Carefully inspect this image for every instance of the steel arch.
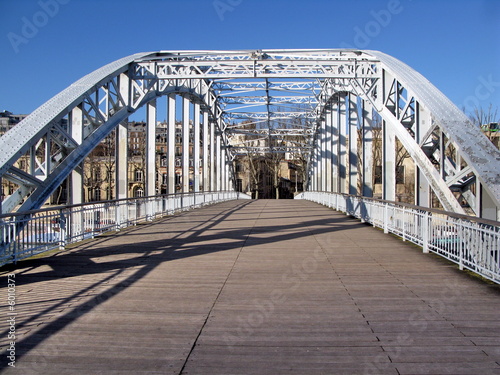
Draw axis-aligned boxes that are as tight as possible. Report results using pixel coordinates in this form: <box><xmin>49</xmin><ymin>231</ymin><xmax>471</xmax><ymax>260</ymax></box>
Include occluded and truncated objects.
<box><xmin>0</xmin><ymin>49</ymin><xmax>498</xmax><ymax>219</ymax></box>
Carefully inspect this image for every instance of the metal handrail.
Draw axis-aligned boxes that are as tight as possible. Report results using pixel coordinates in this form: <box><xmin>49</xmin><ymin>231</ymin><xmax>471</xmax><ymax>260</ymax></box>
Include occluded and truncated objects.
<box><xmin>0</xmin><ymin>191</ymin><xmax>251</xmax><ymax>267</ymax></box>
<box><xmin>297</xmin><ymin>191</ymin><xmax>500</xmax><ymax>284</ymax></box>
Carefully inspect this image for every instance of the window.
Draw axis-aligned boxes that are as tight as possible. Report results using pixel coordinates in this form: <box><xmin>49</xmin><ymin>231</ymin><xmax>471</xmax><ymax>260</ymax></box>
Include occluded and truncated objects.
<box><xmin>94</xmin><ymin>188</ymin><xmax>101</xmax><ymax>201</ymax></box>
<box><xmin>135</xmin><ymin>169</ymin><xmax>143</xmax><ymax>182</ymax></box>
<box><xmin>88</xmin><ymin>188</ymin><xmax>101</xmax><ymax>202</ymax></box>
<box><xmin>134</xmin><ymin>188</ymin><xmax>144</xmax><ymax>198</ymax></box>
<box><xmin>93</xmin><ymin>168</ymin><xmax>101</xmax><ymax>181</ymax></box>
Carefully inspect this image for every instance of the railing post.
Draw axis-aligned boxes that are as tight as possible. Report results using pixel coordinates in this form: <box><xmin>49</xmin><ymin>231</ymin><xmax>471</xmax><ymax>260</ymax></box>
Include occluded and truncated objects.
<box><xmin>90</xmin><ymin>204</ymin><xmax>96</xmax><ymax>238</ymax></box>
<box><xmin>125</xmin><ymin>200</ymin><xmax>130</xmax><ymax>227</ymax></box>
<box><xmin>459</xmin><ymin>224</ymin><xmax>464</xmax><ymax>271</ymax></box>
<box><xmin>422</xmin><ymin>211</ymin><xmax>430</xmax><ymax>254</ymax></box>
<box><xmin>147</xmin><ymin>198</ymin><xmax>153</xmax><ymax>222</ymax></box>
<box><xmin>59</xmin><ymin>211</ymin><xmax>66</xmax><ymax>250</ymax></box>
<box><xmin>115</xmin><ymin>201</ymin><xmax>121</xmax><ymax>231</ymax></box>
<box><xmin>402</xmin><ymin>207</ymin><xmax>406</xmax><ymax>242</ymax></box>
<box><xmin>384</xmin><ymin>204</ymin><xmax>389</xmax><ymax>234</ymax></box>
<box><xmin>12</xmin><ymin>222</ymin><xmax>18</xmax><ymax>264</ymax></box>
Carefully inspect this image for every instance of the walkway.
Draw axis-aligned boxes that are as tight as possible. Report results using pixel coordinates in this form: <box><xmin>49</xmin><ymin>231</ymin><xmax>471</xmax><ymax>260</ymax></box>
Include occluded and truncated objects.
<box><xmin>0</xmin><ymin>200</ymin><xmax>499</xmax><ymax>374</ymax></box>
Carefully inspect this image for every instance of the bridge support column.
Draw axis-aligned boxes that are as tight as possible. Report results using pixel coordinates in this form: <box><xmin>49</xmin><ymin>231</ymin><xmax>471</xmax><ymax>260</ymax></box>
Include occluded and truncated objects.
<box><xmin>321</xmin><ymin>117</ymin><xmax>327</xmax><ymax>192</ymax></box>
<box><xmin>224</xmin><ymin>136</ymin><xmax>231</xmax><ymax>191</ymax></box>
<box><xmin>216</xmin><ymin>131</ymin><xmax>221</xmax><ymax>191</ymax></box>
<box><xmin>361</xmin><ymin>101</ymin><xmax>374</xmax><ymax>197</ymax></box>
<box><xmin>325</xmin><ymin>104</ymin><xmax>333</xmax><ymax>193</ymax></box>
<box><xmin>116</xmin><ymin>120</ymin><xmax>128</xmax><ymax>200</ymax></box>
<box><xmin>182</xmin><ymin>96</ymin><xmax>190</xmax><ymax>193</ymax></box>
<box><xmin>348</xmin><ymin>94</ymin><xmax>359</xmax><ymax>195</ymax></box>
<box><xmin>382</xmin><ymin>120</ymin><xmax>396</xmax><ymax>201</ymax></box>
<box><xmin>210</xmin><ymin>117</ymin><xmax>215</xmax><ymax>192</ymax></box>
<box><xmin>146</xmin><ymin>100</ymin><xmax>156</xmax><ymax>219</ymax></box>
<box><xmin>221</xmin><ymin>142</ymin><xmax>227</xmax><ymax>191</ymax></box>
<box><xmin>114</xmin><ymin>73</ymin><xmax>131</xmax><ymax>228</ymax></box>
<box><xmin>226</xmin><ymin>147</ymin><xmax>231</xmax><ymax>190</ymax></box>
<box><xmin>193</xmin><ymin>102</ymin><xmax>201</xmax><ymax>193</ymax></box>
<box><xmin>69</xmin><ymin>105</ymin><xmax>83</xmax><ymax>205</ymax></box>
<box><xmin>146</xmin><ymin>99</ymin><xmax>157</xmax><ymax>198</ymax></box>
<box><xmin>312</xmin><ymin>144</ymin><xmax>318</xmax><ymax>191</ymax></box>
<box><xmin>317</xmin><ymin>119</ymin><xmax>324</xmax><ymax>191</ymax></box>
<box><xmin>416</xmin><ymin>168</ymin><xmax>431</xmax><ymax>207</ymax></box>
<box><xmin>202</xmin><ymin>109</ymin><xmax>209</xmax><ymax>192</ymax></box>
<box><xmin>338</xmin><ymin>94</ymin><xmax>347</xmax><ymax>194</ymax></box>
<box><xmin>167</xmin><ymin>94</ymin><xmax>176</xmax><ymax>195</ymax></box>
<box><xmin>331</xmin><ymin>100</ymin><xmax>340</xmax><ymax>193</ymax></box>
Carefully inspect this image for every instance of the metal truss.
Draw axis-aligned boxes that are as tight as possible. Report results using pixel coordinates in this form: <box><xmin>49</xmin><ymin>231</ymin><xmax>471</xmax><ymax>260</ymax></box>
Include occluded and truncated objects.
<box><xmin>220</xmin><ymin>96</ymin><xmax>317</xmax><ymax>106</ymax></box>
<box><xmin>0</xmin><ymin>49</ymin><xmax>498</xmax><ymax>220</ymax></box>
<box><xmin>229</xmin><ymin>146</ymin><xmax>312</xmax><ymax>155</ymax></box>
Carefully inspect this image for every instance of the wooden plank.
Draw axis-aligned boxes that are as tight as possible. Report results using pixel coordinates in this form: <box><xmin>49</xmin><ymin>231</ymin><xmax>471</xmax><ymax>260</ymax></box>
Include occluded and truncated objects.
<box><xmin>0</xmin><ymin>199</ymin><xmax>499</xmax><ymax>374</ymax></box>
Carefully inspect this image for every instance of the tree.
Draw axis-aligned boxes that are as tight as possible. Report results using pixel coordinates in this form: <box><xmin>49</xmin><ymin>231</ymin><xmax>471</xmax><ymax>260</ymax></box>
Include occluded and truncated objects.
<box><xmin>469</xmin><ymin>103</ymin><xmax>499</xmax><ymax>128</ymax></box>
<box><xmin>263</xmin><ymin>146</ymin><xmax>285</xmax><ymax>199</ymax></box>
<box><xmin>243</xmin><ymin>146</ymin><xmax>261</xmax><ymax>199</ymax></box>
<box><xmin>82</xmin><ymin>130</ymin><xmax>116</xmax><ymax>202</ymax></box>
<box><xmin>468</xmin><ymin>104</ymin><xmax>499</xmax><ymax>147</ymax></box>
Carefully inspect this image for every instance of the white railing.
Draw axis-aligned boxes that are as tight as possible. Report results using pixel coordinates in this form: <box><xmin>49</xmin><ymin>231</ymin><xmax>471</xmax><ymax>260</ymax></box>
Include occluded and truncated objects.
<box><xmin>297</xmin><ymin>191</ymin><xmax>500</xmax><ymax>284</ymax></box>
<box><xmin>0</xmin><ymin>191</ymin><xmax>251</xmax><ymax>266</ymax></box>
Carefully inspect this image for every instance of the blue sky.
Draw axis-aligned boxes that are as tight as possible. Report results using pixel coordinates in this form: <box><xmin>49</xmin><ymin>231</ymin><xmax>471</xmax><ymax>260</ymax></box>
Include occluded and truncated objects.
<box><xmin>0</xmin><ymin>0</ymin><xmax>499</xmax><ymax>117</ymax></box>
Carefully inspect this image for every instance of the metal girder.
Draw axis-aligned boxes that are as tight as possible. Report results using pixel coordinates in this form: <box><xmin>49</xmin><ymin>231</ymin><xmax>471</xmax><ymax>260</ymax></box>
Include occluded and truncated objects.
<box><xmin>226</xmin><ymin>112</ymin><xmax>316</xmax><ymax>120</ymax></box>
<box><xmin>230</xmin><ymin>146</ymin><xmax>312</xmax><ymax>155</ymax></box>
<box><xmin>133</xmin><ymin>54</ymin><xmax>380</xmax><ymax>80</ymax></box>
<box><xmin>220</xmin><ymin>96</ymin><xmax>317</xmax><ymax>106</ymax></box>
<box><xmin>228</xmin><ymin>128</ymin><xmax>314</xmax><ymax>136</ymax></box>
<box><xmin>213</xmin><ymin>81</ymin><xmax>321</xmax><ymax>92</ymax></box>
<box><xmin>1</xmin><ymin>49</ymin><xmax>498</xmax><ymax>219</ymax></box>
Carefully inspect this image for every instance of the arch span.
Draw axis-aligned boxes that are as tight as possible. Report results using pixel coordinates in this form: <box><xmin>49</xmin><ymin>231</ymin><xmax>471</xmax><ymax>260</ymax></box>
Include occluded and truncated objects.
<box><xmin>0</xmin><ymin>50</ymin><xmax>498</xmax><ymax>219</ymax></box>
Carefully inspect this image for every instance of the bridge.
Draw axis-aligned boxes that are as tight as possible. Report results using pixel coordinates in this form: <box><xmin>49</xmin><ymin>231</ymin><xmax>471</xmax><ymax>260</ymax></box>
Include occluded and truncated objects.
<box><xmin>0</xmin><ymin>49</ymin><xmax>499</xmax><ymax>218</ymax></box>
<box><xmin>0</xmin><ymin>49</ymin><xmax>499</xmax><ymax>372</ymax></box>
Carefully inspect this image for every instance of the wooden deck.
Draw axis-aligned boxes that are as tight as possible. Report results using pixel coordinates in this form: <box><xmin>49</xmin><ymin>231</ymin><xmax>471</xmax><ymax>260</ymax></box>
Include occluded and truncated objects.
<box><xmin>1</xmin><ymin>199</ymin><xmax>499</xmax><ymax>374</ymax></box>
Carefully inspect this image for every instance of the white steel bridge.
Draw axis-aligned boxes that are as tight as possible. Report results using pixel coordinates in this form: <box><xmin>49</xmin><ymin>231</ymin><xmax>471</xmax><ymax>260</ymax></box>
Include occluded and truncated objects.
<box><xmin>0</xmin><ymin>49</ymin><xmax>499</xmax><ymax>218</ymax></box>
<box><xmin>0</xmin><ymin>49</ymin><xmax>499</xmax><ymax>279</ymax></box>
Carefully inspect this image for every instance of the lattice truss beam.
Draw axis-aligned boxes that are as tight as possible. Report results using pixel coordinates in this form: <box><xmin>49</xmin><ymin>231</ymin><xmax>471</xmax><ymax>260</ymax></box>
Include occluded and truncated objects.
<box><xmin>0</xmin><ymin>50</ymin><xmax>498</xmax><ymax>219</ymax></box>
